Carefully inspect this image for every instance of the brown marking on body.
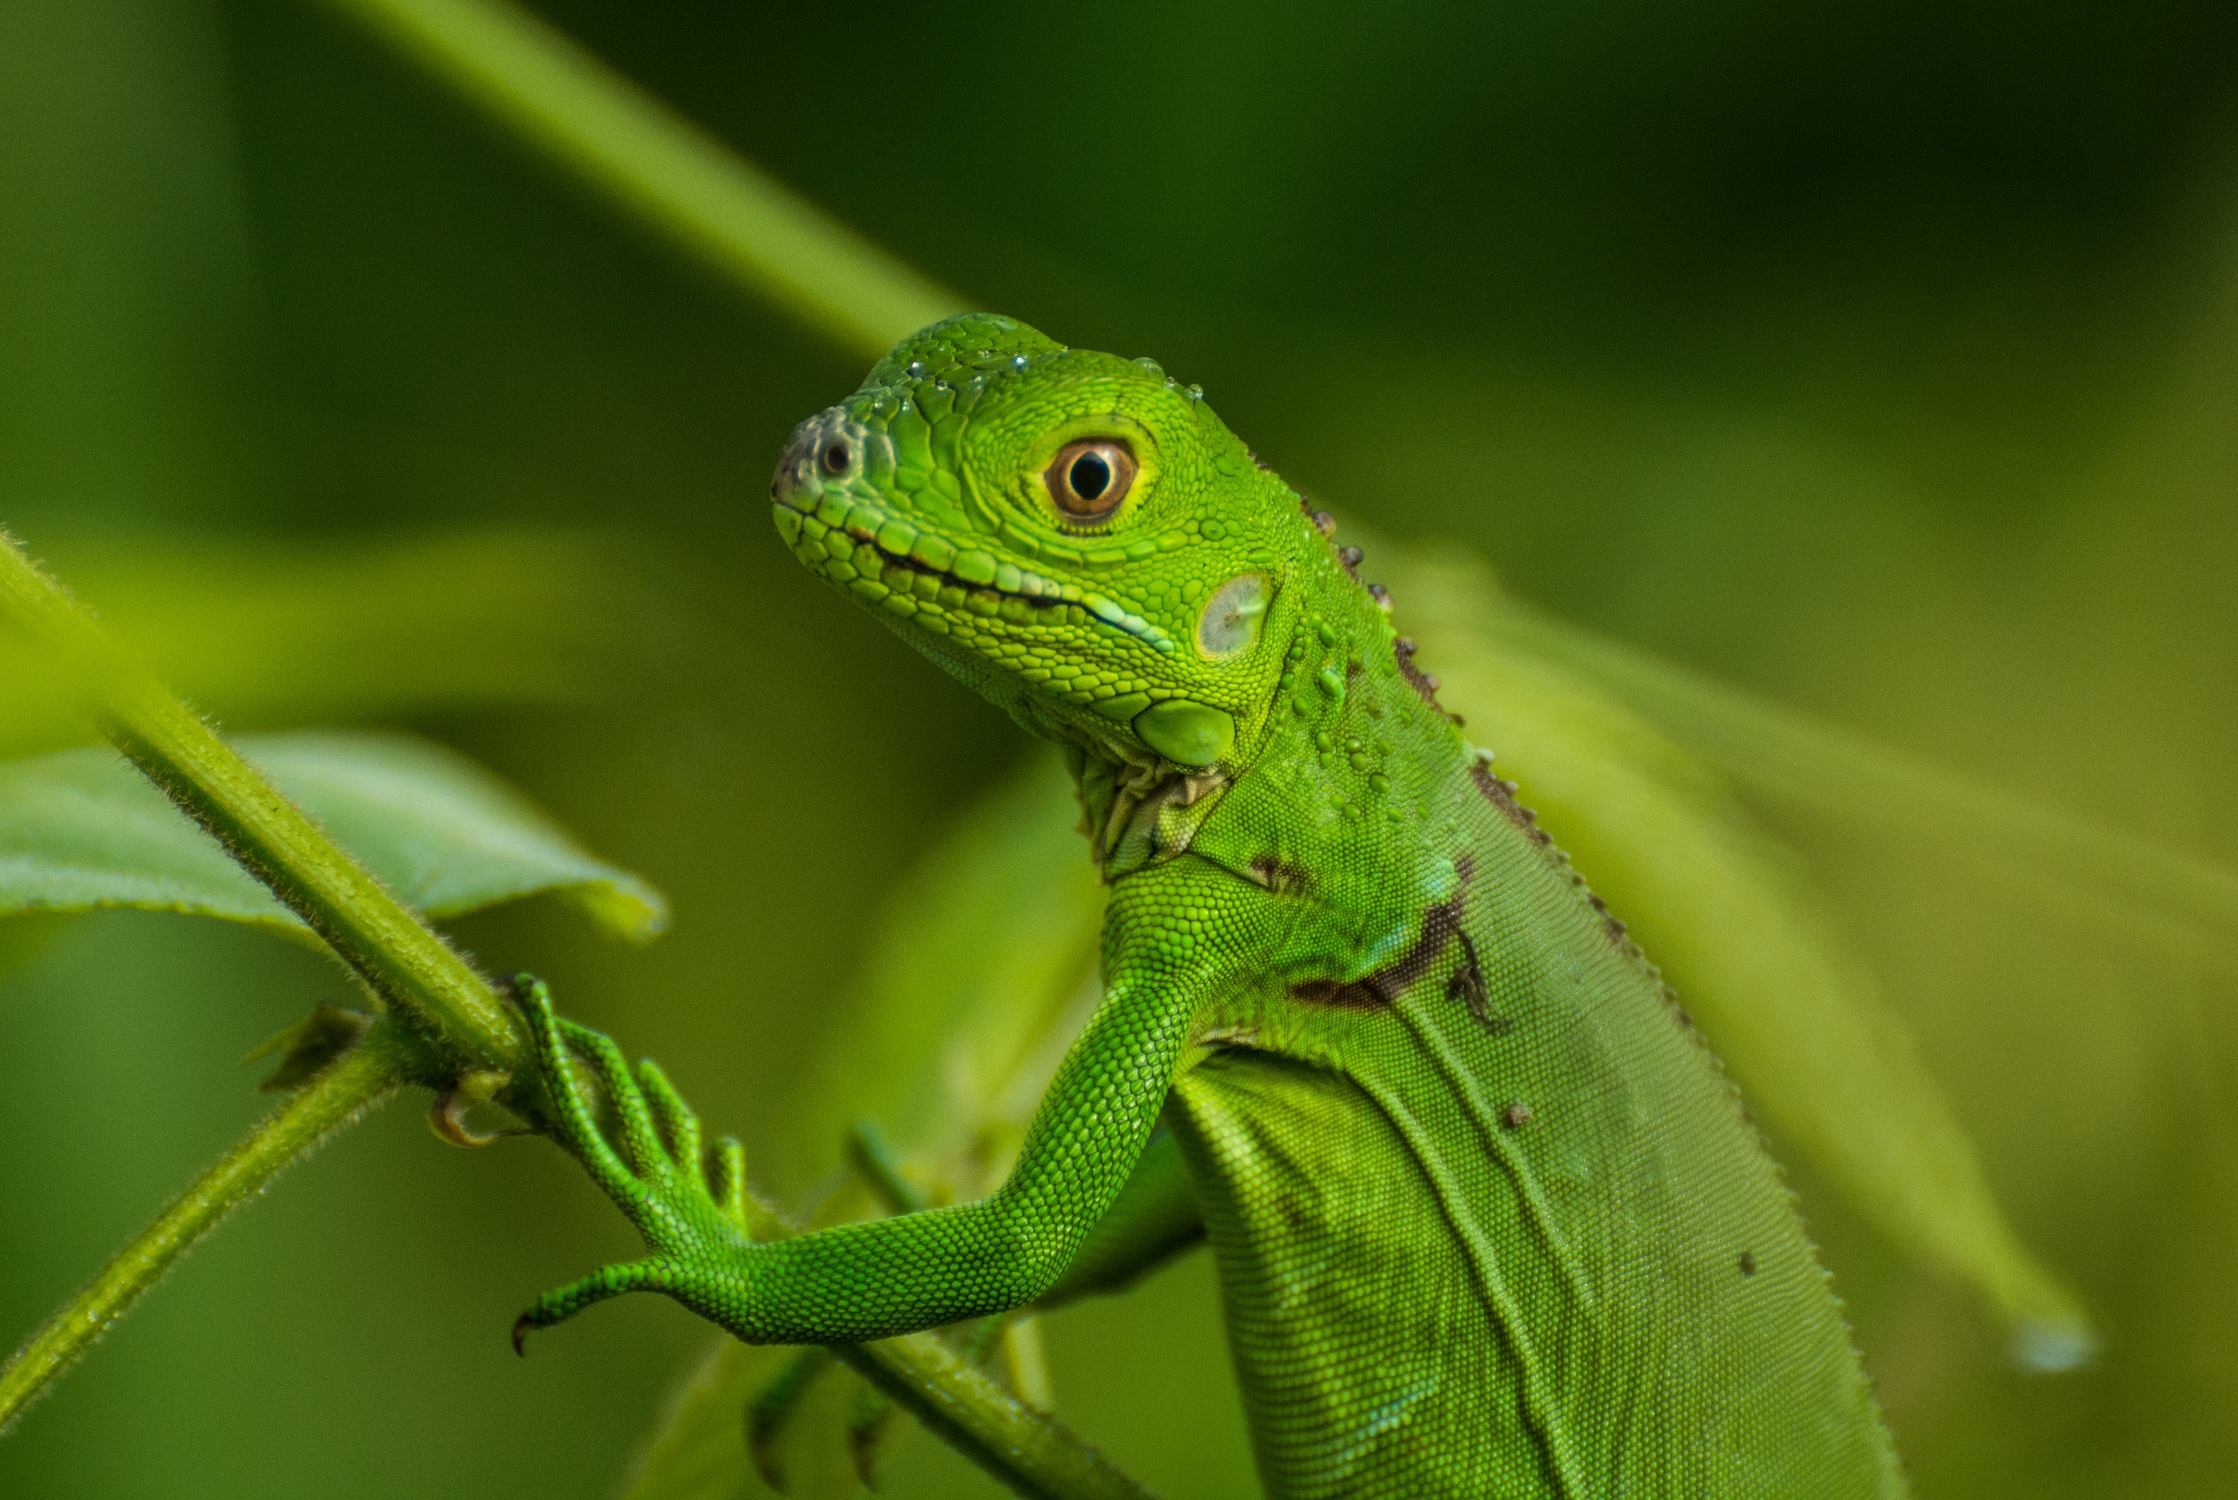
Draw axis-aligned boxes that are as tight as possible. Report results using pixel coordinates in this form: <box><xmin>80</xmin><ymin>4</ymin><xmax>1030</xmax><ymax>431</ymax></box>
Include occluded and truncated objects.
<box><xmin>1246</xmin><ymin>854</ymin><xmax>1308</xmax><ymax>895</ymax></box>
<box><xmin>1287</xmin><ymin>976</ymin><xmax>1392</xmax><ymax>1011</ymax></box>
<box><xmin>1501</xmin><ymin>1102</ymin><xmax>1533</xmax><ymax>1130</ymax></box>
<box><xmin>1290</xmin><ymin>858</ymin><xmax>1504</xmax><ymax>1031</ymax></box>
<box><xmin>1737</xmin><ymin>1250</ymin><xmax>1758</xmax><ymax>1277</ymax></box>
<box><xmin>1445</xmin><ymin>931</ymin><xmax>1503</xmax><ymax>1032</ymax></box>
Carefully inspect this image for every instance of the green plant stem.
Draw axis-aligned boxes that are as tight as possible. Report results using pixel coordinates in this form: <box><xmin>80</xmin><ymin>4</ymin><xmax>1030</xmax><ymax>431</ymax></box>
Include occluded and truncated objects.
<box><xmin>838</xmin><ymin>1339</ymin><xmax>1154</xmax><ymax>1500</ymax></box>
<box><xmin>0</xmin><ymin>534</ymin><xmax>1151</xmax><ymax>1498</ymax></box>
<box><xmin>0</xmin><ymin>1027</ymin><xmax>407</xmax><ymax>1435</ymax></box>
<box><xmin>0</xmin><ymin>532</ymin><xmax>523</xmax><ymax>1072</ymax></box>
<box><xmin>318</xmin><ymin>0</ymin><xmax>966</xmax><ymax>363</ymax></box>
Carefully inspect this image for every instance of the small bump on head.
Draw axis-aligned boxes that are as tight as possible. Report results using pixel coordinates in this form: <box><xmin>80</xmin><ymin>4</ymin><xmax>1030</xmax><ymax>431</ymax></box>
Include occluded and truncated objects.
<box><xmin>864</xmin><ymin>313</ymin><xmax>1066</xmax><ymax>397</ymax></box>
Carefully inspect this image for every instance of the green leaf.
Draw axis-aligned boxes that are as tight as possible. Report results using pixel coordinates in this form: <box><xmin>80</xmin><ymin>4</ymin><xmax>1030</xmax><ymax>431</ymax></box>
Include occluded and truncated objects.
<box><xmin>0</xmin><ymin>729</ymin><xmax>667</xmax><ymax>943</ymax></box>
<box><xmin>1374</xmin><ymin>542</ymin><xmax>2095</xmax><ymax>1370</ymax></box>
<box><xmin>1463</xmin><ymin>586</ymin><xmax>2238</xmax><ymax>966</ymax></box>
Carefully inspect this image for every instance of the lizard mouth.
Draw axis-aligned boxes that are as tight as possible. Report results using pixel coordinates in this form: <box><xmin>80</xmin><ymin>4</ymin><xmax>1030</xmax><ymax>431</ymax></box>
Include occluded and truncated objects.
<box><xmin>769</xmin><ymin>418</ymin><xmax>1174</xmax><ymax>652</ymax></box>
<box><xmin>771</xmin><ymin>494</ymin><xmax>1094</xmax><ymax>628</ymax></box>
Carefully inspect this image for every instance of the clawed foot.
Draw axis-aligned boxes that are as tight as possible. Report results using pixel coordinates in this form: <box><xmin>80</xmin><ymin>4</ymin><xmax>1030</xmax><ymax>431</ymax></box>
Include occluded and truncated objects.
<box><xmin>509</xmin><ymin>974</ymin><xmax>755</xmax><ymax>1353</ymax></box>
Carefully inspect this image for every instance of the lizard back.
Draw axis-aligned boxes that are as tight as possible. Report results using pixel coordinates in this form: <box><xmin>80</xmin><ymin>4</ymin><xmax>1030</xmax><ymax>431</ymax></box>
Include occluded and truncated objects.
<box><xmin>1161</xmin><ymin>742</ymin><xmax>1905</xmax><ymax>1497</ymax></box>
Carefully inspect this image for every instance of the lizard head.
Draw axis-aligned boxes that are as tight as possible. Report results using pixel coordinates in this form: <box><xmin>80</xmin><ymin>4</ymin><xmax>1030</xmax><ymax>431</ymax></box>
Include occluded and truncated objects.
<box><xmin>771</xmin><ymin>313</ymin><xmax>1308</xmax><ymax>775</ymax></box>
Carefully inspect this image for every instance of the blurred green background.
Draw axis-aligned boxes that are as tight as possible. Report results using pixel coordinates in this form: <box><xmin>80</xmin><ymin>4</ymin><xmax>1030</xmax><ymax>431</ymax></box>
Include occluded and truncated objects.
<box><xmin>4</xmin><ymin>0</ymin><xmax>2238</xmax><ymax>1494</ymax></box>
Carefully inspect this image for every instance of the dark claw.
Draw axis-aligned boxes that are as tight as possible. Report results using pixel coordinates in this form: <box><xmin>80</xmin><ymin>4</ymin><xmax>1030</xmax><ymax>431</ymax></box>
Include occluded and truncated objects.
<box><xmin>511</xmin><ymin>1313</ymin><xmax>535</xmax><ymax>1357</ymax></box>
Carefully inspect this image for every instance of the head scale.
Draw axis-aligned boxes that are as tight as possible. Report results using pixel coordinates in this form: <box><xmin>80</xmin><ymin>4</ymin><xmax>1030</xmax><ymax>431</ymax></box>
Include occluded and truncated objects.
<box><xmin>771</xmin><ymin>313</ymin><xmax>1310</xmax><ymax>775</ymax></box>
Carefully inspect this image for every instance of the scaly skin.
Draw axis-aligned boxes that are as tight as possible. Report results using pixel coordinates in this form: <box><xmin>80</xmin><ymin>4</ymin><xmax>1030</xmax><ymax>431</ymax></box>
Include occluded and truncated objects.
<box><xmin>520</xmin><ymin>315</ymin><xmax>1907</xmax><ymax>1497</ymax></box>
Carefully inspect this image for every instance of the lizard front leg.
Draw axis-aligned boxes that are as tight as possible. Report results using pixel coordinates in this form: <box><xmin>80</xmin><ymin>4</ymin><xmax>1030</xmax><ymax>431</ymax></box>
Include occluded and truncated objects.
<box><xmin>512</xmin><ymin>863</ymin><xmax>1260</xmax><ymax>1349</ymax></box>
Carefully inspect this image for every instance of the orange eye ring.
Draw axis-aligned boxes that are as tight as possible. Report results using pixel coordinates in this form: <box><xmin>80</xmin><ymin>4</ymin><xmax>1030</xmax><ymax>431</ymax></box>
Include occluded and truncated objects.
<box><xmin>1044</xmin><ymin>439</ymin><xmax>1137</xmax><ymax>523</ymax></box>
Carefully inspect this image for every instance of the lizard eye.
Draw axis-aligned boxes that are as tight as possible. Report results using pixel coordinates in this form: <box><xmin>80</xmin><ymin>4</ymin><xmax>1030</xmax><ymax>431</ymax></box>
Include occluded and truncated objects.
<box><xmin>1045</xmin><ymin>440</ymin><xmax>1136</xmax><ymax>523</ymax></box>
<box><xmin>820</xmin><ymin>441</ymin><xmax>853</xmax><ymax>475</ymax></box>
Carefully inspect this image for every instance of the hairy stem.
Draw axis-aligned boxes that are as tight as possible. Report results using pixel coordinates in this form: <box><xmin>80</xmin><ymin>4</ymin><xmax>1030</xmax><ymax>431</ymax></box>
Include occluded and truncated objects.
<box><xmin>317</xmin><ymin>0</ymin><xmax>965</xmax><ymax>362</ymax></box>
<box><xmin>0</xmin><ymin>1028</ymin><xmax>406</xmax><ymax>1434</ymax></box>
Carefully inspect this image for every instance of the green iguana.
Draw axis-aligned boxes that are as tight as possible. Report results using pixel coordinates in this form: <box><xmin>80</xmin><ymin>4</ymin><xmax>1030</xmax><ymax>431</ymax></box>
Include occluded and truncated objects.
<box><xmin>514</xmin><ymin>314</ymin><xmax>1907</xmax><ymax>1497</ymax></box>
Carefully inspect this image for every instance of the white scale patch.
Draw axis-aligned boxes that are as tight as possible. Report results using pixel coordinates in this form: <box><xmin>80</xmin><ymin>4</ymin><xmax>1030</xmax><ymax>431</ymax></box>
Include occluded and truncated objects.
<box><xmin>1198</xmin><ymin>573</ymin><xmax>1272</xmax><ymax>660</ymax></box>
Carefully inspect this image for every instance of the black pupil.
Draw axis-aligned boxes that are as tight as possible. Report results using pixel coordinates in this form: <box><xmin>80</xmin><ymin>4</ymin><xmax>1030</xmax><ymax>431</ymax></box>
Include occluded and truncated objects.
<box><xmin>822</xmin><ymin>443</ymin><xmax>850</xmax><ymax>473</ymax></box>
<box><xmin>1069</xmin><ymin>451</ymin><xmax>1112</xmax><ymax>501</ymax></box>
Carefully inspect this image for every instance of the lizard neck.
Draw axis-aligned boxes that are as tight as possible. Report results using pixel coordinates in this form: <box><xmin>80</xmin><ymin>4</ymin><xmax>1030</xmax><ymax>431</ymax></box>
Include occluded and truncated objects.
<box><xmin>1070</xmin><ymin>505</ymin><xmax>1473</xmax><ymax>888</ymax></box>
<box><xmin>1234</xmin><ymin>542</ymin><xmax>1476</xmax><ymax>879</ymax></box>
